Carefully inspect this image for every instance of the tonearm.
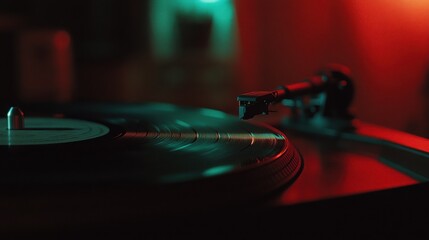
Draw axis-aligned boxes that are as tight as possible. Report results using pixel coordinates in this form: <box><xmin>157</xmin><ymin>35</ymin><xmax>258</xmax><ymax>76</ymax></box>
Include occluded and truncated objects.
<box><xmin>237</xmin><ymin>64</ymin><xmax>355</xmax><ymax>129</ymax></box>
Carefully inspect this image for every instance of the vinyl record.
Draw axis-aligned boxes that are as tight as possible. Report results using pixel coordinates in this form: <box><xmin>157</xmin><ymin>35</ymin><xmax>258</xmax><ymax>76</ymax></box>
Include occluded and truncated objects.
<box><xmin>0</xmin><ymin>103</ymin><xmax>303</xmax><ymax>222</ymax></box>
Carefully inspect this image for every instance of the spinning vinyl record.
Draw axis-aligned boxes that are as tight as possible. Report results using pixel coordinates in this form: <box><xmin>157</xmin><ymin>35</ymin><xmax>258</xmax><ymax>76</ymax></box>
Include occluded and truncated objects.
<box><xmin>0</xmin><ymin>103</ymin><xmax>303</xmax><ymax>228</ymax></box>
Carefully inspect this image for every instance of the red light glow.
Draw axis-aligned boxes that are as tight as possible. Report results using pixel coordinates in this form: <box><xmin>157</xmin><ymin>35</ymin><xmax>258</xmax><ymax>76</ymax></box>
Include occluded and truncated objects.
<box><xmin>52</xmin><ymin>30</ymin><xmax>73</xmax><ymax>102</ymax></box>
<box><xmin>53</xmin><ymin>30</ymin><xmax>71</xmax><ymax>50</ymax></box>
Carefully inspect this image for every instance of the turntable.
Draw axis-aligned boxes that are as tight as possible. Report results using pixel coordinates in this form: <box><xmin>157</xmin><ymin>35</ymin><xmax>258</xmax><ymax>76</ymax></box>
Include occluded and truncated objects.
<box><xmin>1</xmin><ymin>64</ymin><xmax>429</xmax><ymax>238</ymax></box>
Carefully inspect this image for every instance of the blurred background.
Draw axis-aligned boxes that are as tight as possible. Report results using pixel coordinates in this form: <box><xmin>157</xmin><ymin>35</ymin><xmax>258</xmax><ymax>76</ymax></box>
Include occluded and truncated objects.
<box><xmin>2</xmin><ymin>0</ymin><xmax>429</xmax><ymax>137</ymax></box>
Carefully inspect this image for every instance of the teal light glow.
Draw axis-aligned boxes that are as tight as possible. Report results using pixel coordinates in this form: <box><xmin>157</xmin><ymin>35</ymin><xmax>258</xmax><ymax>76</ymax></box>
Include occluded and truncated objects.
<box><xmin>149</xmin><ymin>0</ymin><xmax>177</xmax><ymax>59</ymax></box>
<box><xmin>175</xmin><ymin>119</ymin><xmax>192</xmax><ymax>128</ymax></box>
<box><xmin>199</xmin><ymin>108</ymin><xmax>227</xmax><ymax>119</ymax></box>
<box><xmin>203</xmin><ymin>165</ymin><xmax>234</xmax><ymax>177</ymax></box>
<box><xmin>170</xmin><ymin>143</ymin><xmax>193</xmax><ymax>152</ymax></box>
<box><xmin>199</xmin><ymin>0</ymin><xmax>220</xmax><ymax>3</ymax></box>
<box><xmin>150</xmin><ymin>0</ymin><xmax>236</xmax><ymax>59</ymax></box>
<box><xmin>147</xmin><ymin>103</ymin><xmax>178</xmax><ymax>112</ymax></box>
